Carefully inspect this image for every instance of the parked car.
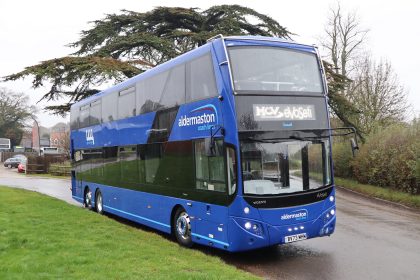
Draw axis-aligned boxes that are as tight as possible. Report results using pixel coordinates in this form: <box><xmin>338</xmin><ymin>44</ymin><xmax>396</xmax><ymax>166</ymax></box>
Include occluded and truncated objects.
<box><xmin>3</xmin><ymin>157</ymin><xmax>21</xmax><ymax>168</ymax></box>
<box><xmin>17</xmin><ymin>163</ymin><xmax>26</xmax><ymax>173</ymax></box>
<box><xmin>14</xmin><ymin>154</ymin><xmax>27</xmax><ymax>161</ymax></box>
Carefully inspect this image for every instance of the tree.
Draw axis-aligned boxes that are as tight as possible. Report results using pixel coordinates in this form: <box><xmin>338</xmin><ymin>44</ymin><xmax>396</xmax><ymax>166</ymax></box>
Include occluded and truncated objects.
<box><xmin>4</xmin><ymin>5</ymin><xmax>360</xmax><ymax>133</ymax></box>
<box><xmin>348</xmin><ymin>56</ymin><xmax>408</xmax><ymax>135</ymax></box>
<box><xmin>319</xmin><ymin>2</ymin><xmax>370</xmax><ymax>141</ymax></box>
<box><xmin>323</xmin><ymin>61</ymin><xmax>362</xmax><ymax>139</ymax></box>
<box><xmin>4</xmin><ymin>5</ymin><xmax>291</xmax><ymax>115</ymax></box>
<box><xmin>0</xmin><ymin>88</ymin><xmax>36</xmax><ymax>147</ymax></box>
<box><xmin>320</xmin><ymin>2</ymin><xmax>368</xmax><ymax>77</ymax></box>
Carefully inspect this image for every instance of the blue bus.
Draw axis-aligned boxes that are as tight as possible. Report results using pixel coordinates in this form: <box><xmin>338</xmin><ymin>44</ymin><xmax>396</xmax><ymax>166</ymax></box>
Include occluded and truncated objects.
<box><xmin>70</xmin><ymin>35</ymin><xmax>344</xmax><ymax>251</ymax></box>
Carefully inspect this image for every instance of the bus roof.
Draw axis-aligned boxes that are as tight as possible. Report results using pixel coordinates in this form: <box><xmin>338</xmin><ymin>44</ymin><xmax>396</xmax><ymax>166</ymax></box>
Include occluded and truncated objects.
<box><xmin>71</xmin><ymin>36</ymin><xmax>317</xmax><ymax>109</ymax></box>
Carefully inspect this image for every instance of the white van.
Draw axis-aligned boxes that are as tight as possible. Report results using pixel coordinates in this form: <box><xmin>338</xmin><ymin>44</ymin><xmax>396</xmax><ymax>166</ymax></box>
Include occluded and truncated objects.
<box><xmin>40</xmin><ymin>147</ymin><xmax>59</xmax><ymax>156</ymax></box>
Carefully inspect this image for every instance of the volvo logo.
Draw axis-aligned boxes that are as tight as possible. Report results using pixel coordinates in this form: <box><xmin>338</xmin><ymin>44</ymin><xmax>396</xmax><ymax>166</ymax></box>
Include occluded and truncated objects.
<box><xmin>253</xmin><ymin>200</ymin><xmax>267</xmax><ymax>205</ymax></box>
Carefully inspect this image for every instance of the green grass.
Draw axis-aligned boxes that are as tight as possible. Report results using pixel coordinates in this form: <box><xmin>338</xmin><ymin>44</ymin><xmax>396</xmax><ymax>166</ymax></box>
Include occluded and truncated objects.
<box><xmin>335</xmin><ymin>177</ymin><xmax>420</xmax><ymax>209</ymax></box>
<box><xmin>0</xmin><ymin>186</ymin><xmax>258</xmax><ymax>280</ymax></box>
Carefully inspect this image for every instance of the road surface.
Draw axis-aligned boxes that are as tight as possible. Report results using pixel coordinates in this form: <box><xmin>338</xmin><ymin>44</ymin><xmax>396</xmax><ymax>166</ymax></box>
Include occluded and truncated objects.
<box><xmin>0</xmin><ymin>166</ymin><xmax>77</xmax><ymax>205</ymax></box>
<box><xmin>1</xmin><ymin>166</ymin><xmax>419</xmax><ymax>279</ymax></box>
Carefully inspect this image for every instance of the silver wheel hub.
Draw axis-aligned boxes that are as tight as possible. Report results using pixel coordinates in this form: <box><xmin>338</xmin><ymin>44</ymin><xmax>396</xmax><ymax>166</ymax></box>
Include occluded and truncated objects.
<box><xmin>85</xmin><ymin>191</ymin><xmax>92</xmax><ymax>206</ymax></box>
<box><xmin>176</xmin><ymin>212</ymin><xmax>191</xmax><ymax>240</ymax></box>
<box><xmin>97</xmin><ymin>194</ymin><xmax>102</xmax><ymax>212</ymax></box>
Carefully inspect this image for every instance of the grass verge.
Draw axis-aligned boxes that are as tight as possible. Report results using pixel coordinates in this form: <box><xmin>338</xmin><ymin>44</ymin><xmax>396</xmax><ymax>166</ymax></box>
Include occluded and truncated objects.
<box><xmin>335</xmin><ymin>177</ymin><xmax>420</xmax><ymax>209</ymax></box>
<box><xmin>0</xmin><ymin>186</ymin><xmax>258</xmax><ymax>280</ymax></box>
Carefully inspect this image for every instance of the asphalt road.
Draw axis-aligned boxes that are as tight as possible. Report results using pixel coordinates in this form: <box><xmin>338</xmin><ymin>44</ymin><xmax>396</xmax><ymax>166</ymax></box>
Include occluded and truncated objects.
<box><xmin>0</xmin><ymin>166</ymin><xmax>77</xmax><ymax>206</ymax></box>
<box><xmin>1</xmin><ymin>167</ymin><xmax>420</xmax><ymax>279</ymax></box>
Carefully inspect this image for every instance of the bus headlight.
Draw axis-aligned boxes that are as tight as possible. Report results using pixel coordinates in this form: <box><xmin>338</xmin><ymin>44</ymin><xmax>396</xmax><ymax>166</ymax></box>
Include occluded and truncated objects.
<box><xmin>329</xmin><ymin>195</ymin><xmax>334</xmax><ymax>202</ymax></box>
<box><xmin>237</xmin><ymin>220</ymin><xmax>263</xmax><ymax>237</ymax></box>
<box><xmin>244</xmin><ymin>207</ymin><xmax>250</xmax><ymax>214</ymax></box>
<box><xmin>244</xmin><ymin>222</ymin><xmax>252</xmax><ymax>230</ymax></box>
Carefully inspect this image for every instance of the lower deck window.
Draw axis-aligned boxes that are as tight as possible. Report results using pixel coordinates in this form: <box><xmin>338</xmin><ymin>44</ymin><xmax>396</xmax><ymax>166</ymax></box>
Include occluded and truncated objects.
<box><xmin>194</xmin><ymin>140</ymin><xmax>226</xmax><ymax>192</ymax></box>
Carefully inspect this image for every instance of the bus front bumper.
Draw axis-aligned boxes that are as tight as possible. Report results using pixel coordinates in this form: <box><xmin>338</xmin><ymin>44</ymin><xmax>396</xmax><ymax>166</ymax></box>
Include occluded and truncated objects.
<box><xmin>228</xmin><ymin>207</ymin><xmax>336</xmax><ymax>252</ymax></box>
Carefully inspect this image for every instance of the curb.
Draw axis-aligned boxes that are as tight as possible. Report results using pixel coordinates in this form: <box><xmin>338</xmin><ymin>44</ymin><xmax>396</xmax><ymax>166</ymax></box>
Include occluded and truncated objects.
<box><xmin>335</xmin><ymin>185</ymin><xmax>420</xmax><ymax>213</ymax></box>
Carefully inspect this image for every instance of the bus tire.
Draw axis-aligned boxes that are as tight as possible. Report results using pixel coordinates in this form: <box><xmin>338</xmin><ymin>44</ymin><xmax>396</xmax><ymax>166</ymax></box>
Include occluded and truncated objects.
<box><xmin>83</xmin><ymin>187</ymin><xmax>92</xmax><ymax>209</ymax></box>
<box><xmin>95</xmin><ymin>190</ymin><xmax>104</xmax><ymax>214</ymax></box>
<box><xmin>173</xmin><ymin>207</ymin><xmax>193</xmax><ymax>248</ymax></box>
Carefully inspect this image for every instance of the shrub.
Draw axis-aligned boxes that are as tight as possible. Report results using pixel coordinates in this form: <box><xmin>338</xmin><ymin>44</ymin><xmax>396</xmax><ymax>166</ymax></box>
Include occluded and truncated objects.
<box><xmin>352</xmin><ymin>124</ymin><xmax>419</xmax><ymax>194</ymax></box>
<box><xmin>332</xmin><ymin>140</ymin><xmax>354</xmax><ymax>178</ymax></box>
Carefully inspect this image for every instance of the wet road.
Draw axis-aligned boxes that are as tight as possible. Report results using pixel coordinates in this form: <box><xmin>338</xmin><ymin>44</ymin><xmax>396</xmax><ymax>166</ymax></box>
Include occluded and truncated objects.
<box><xmin>1</xmin><ymin>167</ymin><xmax>420</xmax><ymax>279</ymax></box>
<box><xmin>0</xmin><ymin>166</ymin><xmax>78</xmax><ymax>206</ymax></box>
<box><xmin>217</xmin><ymin>188</ymin><xmax>420</xmax><ymax>280</ymax></box>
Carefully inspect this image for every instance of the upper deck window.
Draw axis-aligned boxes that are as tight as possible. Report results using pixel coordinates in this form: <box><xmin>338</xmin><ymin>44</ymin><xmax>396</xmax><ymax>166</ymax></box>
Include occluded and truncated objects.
<box><xmin>228</xmin><ymin>47</ymin><xmax>323</xmax><ymax>95</ymax></box>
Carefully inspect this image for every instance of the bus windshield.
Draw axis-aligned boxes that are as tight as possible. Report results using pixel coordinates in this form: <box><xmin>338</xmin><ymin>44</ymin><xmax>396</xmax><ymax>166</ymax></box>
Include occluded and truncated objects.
<box><xmin>229</xmin><ymin>47</ymin><xmax>323</xmax><ymax>94</ymax></box>
<box><xmin>241</xmin><ymin>138</ymin><xmax>331</xmax><ymax>195</ymax></box>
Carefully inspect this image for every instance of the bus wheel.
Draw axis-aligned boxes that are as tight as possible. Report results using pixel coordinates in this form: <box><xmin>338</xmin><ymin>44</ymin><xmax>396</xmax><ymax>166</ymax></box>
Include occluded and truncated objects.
<box><xmin>174</xmin><ymin>208</ymin><xmax>193</xmax><ymax>247</ymax></box>
<box><xmin>95</xmin><ymin>190</ymin><xmax>104</xmax><ymax>214</ymax></box>
<box><xmin>83</xmin><ymin>188</ymin><xmax>92</xmax><ymax>209</ymax></box>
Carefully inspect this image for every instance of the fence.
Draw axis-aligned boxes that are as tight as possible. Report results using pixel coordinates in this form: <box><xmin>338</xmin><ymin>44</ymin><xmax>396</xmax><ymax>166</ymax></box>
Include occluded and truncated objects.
<box><xmin>26</xmin><ymin>154</ymin><xmax>69</xmax><ymax>174</ymax></box>
<box><xmin>49</xmin><ymin>162</ymin><xmax>71</xmax><ymax>176</ymax></box>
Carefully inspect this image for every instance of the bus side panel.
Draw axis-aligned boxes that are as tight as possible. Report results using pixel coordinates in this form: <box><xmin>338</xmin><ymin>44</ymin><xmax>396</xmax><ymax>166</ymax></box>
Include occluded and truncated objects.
<box><xmin>191</xmin><ymin>203</ymin><xmax>229</xmax><ymax>249</ymax></box>
<box><xmin>72</xmin><ymin>113</ymin><xmax>155</xmax><ymax>150</ymax></box>
<box><xmin>77</xmin><ymin>182</ymin><xmax>232</xmax><ymax>250</ymax></box>
<box><xmin>91</xmin><ymin>184</ymin><xmax>172</xmax><ymax>234</ymax></box>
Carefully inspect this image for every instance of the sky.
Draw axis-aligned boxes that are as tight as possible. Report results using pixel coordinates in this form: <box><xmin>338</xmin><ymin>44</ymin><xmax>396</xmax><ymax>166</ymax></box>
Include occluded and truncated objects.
<box><xmin>0</xmin><ymin>0</ymin><xmax>419</xmax><ymax>127</ymax></box>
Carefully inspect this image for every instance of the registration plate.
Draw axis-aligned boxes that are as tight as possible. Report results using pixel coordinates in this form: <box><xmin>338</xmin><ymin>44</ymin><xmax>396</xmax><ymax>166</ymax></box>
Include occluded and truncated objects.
<box><xmin>285</xmin><ymin>233</ymin><xmax>307</xmax><ymax>243</ymax></box>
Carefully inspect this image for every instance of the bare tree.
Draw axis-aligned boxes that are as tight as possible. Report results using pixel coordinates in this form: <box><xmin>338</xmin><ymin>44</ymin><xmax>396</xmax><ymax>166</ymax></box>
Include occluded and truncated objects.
<box><xmin>321</xmin><ymin>2</ymin><xmax>369</xmax><ymax>78</ymax></box>
<box><xmin>348</xmin><ymin>56</ymin><xmax>408</xmax><ymax>135</ymax></box>
<box><xmin>57</xmin><ymin>130</ymin><xmax>71</xmax><ymax>157</ymax></box>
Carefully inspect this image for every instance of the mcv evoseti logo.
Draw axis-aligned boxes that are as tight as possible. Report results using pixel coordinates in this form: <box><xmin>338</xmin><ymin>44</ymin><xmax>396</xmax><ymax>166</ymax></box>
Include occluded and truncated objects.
<box><xmin>178</xmin><ymin>104</ymin><xmax>218</xmax><ymax>131</ymax></box>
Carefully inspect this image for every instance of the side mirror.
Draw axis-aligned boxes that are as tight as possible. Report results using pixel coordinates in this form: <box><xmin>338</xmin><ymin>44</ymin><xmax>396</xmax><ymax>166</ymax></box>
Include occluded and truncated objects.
<box><xmin>350</xmin><ymin>138</ymin><xmax>359</xmax><ymax>157</ymax></box>
<box><xmin>204</xmin><ymin>138</ymin><xmax>216</xmax><ymax>157</ymax></box>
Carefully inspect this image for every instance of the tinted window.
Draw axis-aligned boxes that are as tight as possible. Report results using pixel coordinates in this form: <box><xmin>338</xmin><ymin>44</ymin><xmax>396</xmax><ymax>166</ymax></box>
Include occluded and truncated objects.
<box><xmin>90</xmin><ymin>100</ymin><xmax>101</xmax><ymax>126</ymax></box>
<box><xmin>142</xmin><ymin>71</ymin><xmax>169</xmax><ymax>113</ymax></box>
<box><xmin>229</xmin><ymin>47</ymin><xmax>323</xmax><ymax>94</ymax></box>
<box><xmin>89</xmin><ymin>149</ymin><xmax>103</xmax><ymax>179</ymax></box>
<box><xmin>227</xmin><ymin>146</ymin><xmax>237</xmax><ymax>195</ymax></box>
<box><xmin>118</xmin><ymin>87</ymin><xmax>136</xmax><ymax>119</ymax></box>
<box><xmin>159</xmin><ymin>64</ymin><xmax>186</xmax><ymax>108</ymax></box>
<box><xmin>153</xmin><ymin>141</ymin><xmax>194</xmax><ymax>188</ymax></box>
<box><xmin>136</xmin><ymin>80</ymin><xmax>146</xmax><ymax>114</ymax></box>
<box><xmin>148</xmin><ymin>107</ymin><xmax>179</xmax><ymax>143</ymax></box>
<box><xmin>194</xmin><ymin>139</ymin><xmax>226</xmax><ymax>192</ymax></box>
<box><xmin>187</xmin><ymin>54</ymin><xmax>218</xmax><ymax>102</ymax></box>
<box><xmin>119</xmin><ymin>145</ymin><xmax>138</xmax><ymax>183</ymax></box>
<box><xmin>103</xmin><ymin>146</ymin><xmax>119</xmax><ymax>184</ymax></box>
<box><xmin>102</xmin><ymin>92</ymin><xmax>118</xmax><ymax>123</ymax></box>
<box><xmin>70</xmin><ymin>106</ymin><xmax>79</xmax><ymax>130</ymax></box>
<box><xmin>79</xmin><ymin>104</ymin><xmax>90</xmax><ymax>128</ymax></box>
<box><xmin>144</xmin><ymin>143</ymin><xmax>162</xmax><ymax>184</ymax></box>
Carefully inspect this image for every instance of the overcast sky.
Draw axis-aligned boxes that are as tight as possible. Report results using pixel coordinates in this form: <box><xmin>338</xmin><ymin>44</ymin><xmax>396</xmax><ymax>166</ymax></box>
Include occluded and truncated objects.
<box><xmin>1</xmin><ymin>0</ymin><xmax>419</xmax><ymax>127</ymax></box>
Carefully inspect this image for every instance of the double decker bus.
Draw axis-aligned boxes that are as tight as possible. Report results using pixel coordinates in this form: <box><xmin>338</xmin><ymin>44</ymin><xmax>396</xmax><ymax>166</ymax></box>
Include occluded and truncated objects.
<box><xmin>70</xmin><ymin>35</ymin><xmax>345</xmax><ymax>251</ymax></box>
